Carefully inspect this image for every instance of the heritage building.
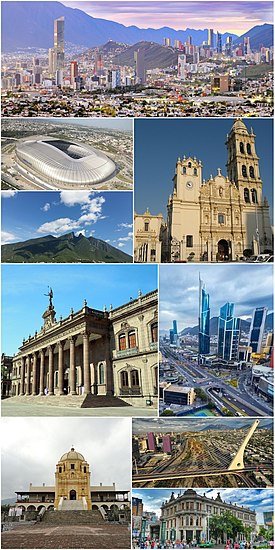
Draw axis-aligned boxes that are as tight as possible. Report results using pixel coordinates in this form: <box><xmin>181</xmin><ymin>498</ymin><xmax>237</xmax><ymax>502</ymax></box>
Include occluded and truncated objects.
<box><xmin>134</xmin><ymin>119</ymin><xmax>273</xmax><ymax>262</ymax></box>
<box><xmin>15</xmin><ymin>447</ymin><xmax>130</xmax><ymax>514</ymax></box>
<box><xmin>160</xmin><ymin>489</ymin><xmax>256</xmax><ymax>544</ymax></box>
<box><xmin>11</xmin><ymin>288</ymin><xmax>158</xmax><ymax>409</ymax></box>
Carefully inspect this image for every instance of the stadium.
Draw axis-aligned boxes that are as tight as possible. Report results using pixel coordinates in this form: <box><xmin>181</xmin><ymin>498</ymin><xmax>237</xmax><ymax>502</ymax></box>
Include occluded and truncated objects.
<box><xmin>15</xmin><ymin>136</ymin><xmax>116</xmax><ymax>187</ymax></box>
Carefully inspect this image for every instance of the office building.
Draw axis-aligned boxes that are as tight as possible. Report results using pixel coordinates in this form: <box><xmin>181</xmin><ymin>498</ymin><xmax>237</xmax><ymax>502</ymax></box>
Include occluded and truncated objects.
<box><xmin>218</xmin><ymin>303</ymin><xmax>240</xmax><ymax>361</ymax></box>
<box><xmin>162</xmin><ymin>435</ymin><xmax>172</xmax><ymax>453</ymax></box>
<box><xmin>147</xmin><ymin>432</ymin><xmax>156</xmax><ymax>452</ymax></box>
<box><xmin>199</xmin><ymin>277</ymin><xmax>210</xmax><ymax>355</ymax></box>
<box><xmin>134</xmin><ymin>49</ymin><xmax>145</xmax><ymax>84</ymax></box>
<box><xmin>54</xmin><ymin>16</ymin><xmax>64</xmax><ymax>71</ymax></box>
<box><xmin>249</xmin><ymin>307</ymin><xmax>268</xmax><ymax>353</ymax></box>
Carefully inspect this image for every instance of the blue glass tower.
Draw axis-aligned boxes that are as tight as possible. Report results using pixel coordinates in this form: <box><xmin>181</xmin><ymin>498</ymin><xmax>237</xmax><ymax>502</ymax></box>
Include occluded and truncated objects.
<box><xmin>218</xmin><ymin>302</ymin><xmax>240</xmax><ymax>360</ymax></box>
<box><xmin>199</xmin><ymin>277</ymin><xmax>210</xmax><ymax>355</ymax></box>
<box><xmin>249</xmin><ymin>307</ymin><xmax>267</xmax><ymax>353</ymax></box>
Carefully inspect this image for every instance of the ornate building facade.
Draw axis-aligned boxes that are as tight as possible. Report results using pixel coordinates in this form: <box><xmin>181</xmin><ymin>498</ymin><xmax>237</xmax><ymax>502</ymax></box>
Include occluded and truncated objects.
<box><xmin>15</xmin><ymin>447</ymin><xmax>130</xmax><ymax>513</ymax></box>
<box><xmin>134</xmin><ymin>119</ymin><xmax>273</xmax><ymax>262</ymax></box>
<box><xmin>160</xmin><ymin>489</ymin><xmax>256</xmax><ymax>544</ymax></box>
<box><xmin>11</xmin><ymin>289</ymin><xmax>158</xmax><ymax>409</ymax></box>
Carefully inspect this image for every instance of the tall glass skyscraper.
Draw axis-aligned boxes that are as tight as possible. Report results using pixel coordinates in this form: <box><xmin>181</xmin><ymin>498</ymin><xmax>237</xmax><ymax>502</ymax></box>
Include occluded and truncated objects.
<box><xmin>199</xmin><ymin>276</ymin><xmax>210</xmax><ymax>355</ymax></box>
<box><xmin>54</xmin><ymin>16</ymin><xmax>65</xmax><ymax>71</ymax></box>
<box><xmin>218</xmin><ymin>302</ymin><xmax>240</xmax><ymax>361</ymax></box>
<box><xmin>249</xmin><ymin>307</ymin><xmax>267</xmax><ymax>353</ymax></box>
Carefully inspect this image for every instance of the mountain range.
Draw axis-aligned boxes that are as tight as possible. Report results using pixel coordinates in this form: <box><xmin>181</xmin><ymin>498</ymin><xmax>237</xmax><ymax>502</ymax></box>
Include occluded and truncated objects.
<box><xmin>3</xmin><ymin>1</ymin><xmax>272</xmax><ymax>52</ymax></box>
<box><xmin>1</xmin><ymin>232</ymin><xmax>132</xmax><ymax>263</ymax></box>
<box><xmin>180</xmin><ymin>313</ymin><xmax>273</xmax><ymax>336</ymax></box>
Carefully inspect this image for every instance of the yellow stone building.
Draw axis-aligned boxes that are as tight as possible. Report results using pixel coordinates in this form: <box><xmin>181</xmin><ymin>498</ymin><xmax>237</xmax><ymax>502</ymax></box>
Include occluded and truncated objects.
<box><xmin>54</xmin><ymin>447</ymin><xmax>92</xmax><ymax>510</ymax></box>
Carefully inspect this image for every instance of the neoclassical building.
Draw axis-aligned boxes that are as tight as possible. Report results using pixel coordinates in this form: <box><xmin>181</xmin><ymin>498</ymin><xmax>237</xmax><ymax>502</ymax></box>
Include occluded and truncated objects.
<box><xmin>160</xmin><ymin>489</ymin><xmax>256</xmax><ymax>544</ymax></box>
<box><xmin>134</xmin><ymin>119</ymin><xmax>273</xmax><ymax>262</ymax></box>
<box><xmin>11</xmin><ymin>288</ymin><xmax>158</xmax><ymax>409</ymax></box>
<box><xmin>15</xmin><ymin>447</ymin><xmax>130</xmax><ymax>514</ymax></box>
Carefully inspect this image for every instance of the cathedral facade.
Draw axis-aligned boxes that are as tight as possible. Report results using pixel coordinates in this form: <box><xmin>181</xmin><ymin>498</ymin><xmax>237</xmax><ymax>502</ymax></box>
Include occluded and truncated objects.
<box><xmin>134</xmin><ymin>119</ymin><xmax>273</xmax><ymax>263</ymax></box>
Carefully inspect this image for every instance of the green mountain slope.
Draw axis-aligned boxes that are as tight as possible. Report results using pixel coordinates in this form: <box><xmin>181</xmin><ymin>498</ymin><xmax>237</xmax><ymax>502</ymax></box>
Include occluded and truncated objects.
<box><xmin>2</xmin><ymin>232</ymin><xmax>132</xmax><ymax>263</ymax></box>
<box><xmin>112</xmin><ymin>41</ymin><xmax>178</xmax><ymax>69</ymax></box>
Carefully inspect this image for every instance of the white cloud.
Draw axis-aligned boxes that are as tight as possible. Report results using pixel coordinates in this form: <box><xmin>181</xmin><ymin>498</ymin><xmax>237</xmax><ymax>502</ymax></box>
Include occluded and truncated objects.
<box><xmin>1</xmin><ymin>190</ymin><xmax>17</xmax><ymax>198</ymax></box>
<box><xmin>118</xmin><ymin>242</ymin><xmax>125</xmax><ymax>248</ymax></box>
<box><xmin>37</xmin><ymin>218</ymin><xmax>80</xmax><ymax>236</ymax></box>
<box><xmin>75</xmin><ymin>230</ymin><xmax>86</xmax><ymax>237</ymax></box>
<box><xmin>105</xmin><ymin>239</ymin><xmax>110</xmax><ymax>243</ymax></box>
<box><xmin>37</xmin><ymin>196</ymin><xmax>106</xmax><ymax>236</ymax></box>
<box><xmin>41</xmin><ymin>202</ymin><xmax>50</xmax><ymax>212</ymax></box>
<box><xmin>59</xmin><ymin>191</ymin><xmax>94</xmax><ymax>207</ymax></box>
<box><xmin>118</xmin><ymin>232</ymin><xmax>133</xmax><ymax>242</ymax></box>
<box><xmin>117</xmin><ymin>222</ymin><xmax>133</xmax><ymax>231</ymax></box>
<box><xmin>1</xmin><ymin>230</ymin><xmax>17</xmax><ymax>244</ymax></box>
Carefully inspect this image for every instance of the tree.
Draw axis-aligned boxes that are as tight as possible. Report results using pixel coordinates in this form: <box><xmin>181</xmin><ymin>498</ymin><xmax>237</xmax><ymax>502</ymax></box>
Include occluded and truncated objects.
<box><xmin>209</xmin><ymin>511</ymin><xmax>245</xmax><ymax>543</ymax></box>
<box><xmin>160</xmin><ymin>409</ymin><xmax>175</xmax><ymax>416</ymax></box>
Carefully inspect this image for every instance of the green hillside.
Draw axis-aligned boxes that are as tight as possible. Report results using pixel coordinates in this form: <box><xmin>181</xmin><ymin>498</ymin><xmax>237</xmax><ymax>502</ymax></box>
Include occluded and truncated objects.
<box><xmin>113</xmin><ymin>41</ymin><xmax>178</xmax><ymax>69</ymax></box>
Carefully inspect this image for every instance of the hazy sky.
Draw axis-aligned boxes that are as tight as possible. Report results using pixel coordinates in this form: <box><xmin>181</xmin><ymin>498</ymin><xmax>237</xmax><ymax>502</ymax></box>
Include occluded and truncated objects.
<box><xmin>62</xmin><ymin>1</ymin><xmax>273</xmax><ymax>34</ymax></box>
<box><xmin>1</xmin><ymin>263</ymin><xmax>157</xmax><ymax>355</ymax></box>
<box><xmin>133</xmin><ymin>417</ymin><xmax>272</xmax><ymax>433</ymax></box>
<box><xmin>51</xmin><ymin>118</ymin><xmax>133</xmax><ymax>132</ymax></box>
<box><xmin>159</xmin><ymin>264</ymin><xmax>273</xmax><ymax>331</ymax></box>
<box><xmin>1</xmin><ymin>417</ymin><xmax>131</xmax><ymax>499</ymax></box>
<box><xmin>2</xmin><ymin>190</ymin><xmax>133</xmax><ymax>255</ymax></box>
<box><xmin>132</xmin><ymin>488</ymin><xmax>274</xmax><ymax>524</ymax></box>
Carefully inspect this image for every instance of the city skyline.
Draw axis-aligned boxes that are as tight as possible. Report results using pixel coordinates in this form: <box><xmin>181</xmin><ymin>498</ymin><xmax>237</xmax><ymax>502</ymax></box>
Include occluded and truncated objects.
<box><xmin>2</xmin><ymin>263</ymin><xmax>157</xmax><ymax>355</ymax></box>
<box><xmin>2</xmin><ymin>417</ymin><xmax>131</xmax><ymax>499</ymax></box>
<box><xmin>133</xmin><ymin>417</ymin><xmax>272</xmax><ymax>433</ymax></box>
<box><xmin>132</xmin><ymin>488</ymin><xmax>273</xmax><ymax>524</ymax></box>
<box><xmin>62</xmin><ymin>1</ymin><xmax>273</xmax><ymax>34</ymax></box>
<box><xmin>1</xmin><ymin>191</ymin><xmax>133</xmax><ymax>255</ymax></box>
<box><xmin>159</xmin><ymin>264</ymin><xmax>273</xmax><ymax>331</ymax></box>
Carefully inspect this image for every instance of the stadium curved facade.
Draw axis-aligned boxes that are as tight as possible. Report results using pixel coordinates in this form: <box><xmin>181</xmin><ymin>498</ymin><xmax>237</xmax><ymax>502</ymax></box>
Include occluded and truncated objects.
<box><xmin>15</xmin><ymin>137</ymin><xmax>116</xmax><ymax>186</ymax></box>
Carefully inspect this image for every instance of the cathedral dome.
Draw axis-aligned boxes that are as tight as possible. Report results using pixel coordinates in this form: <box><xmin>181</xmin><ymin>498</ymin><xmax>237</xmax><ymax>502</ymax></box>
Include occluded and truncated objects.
<box><xmin>231</xmin><ymin>119</ymin><xmax>248</xmax><ymax>133</ymax></box>
<box><xmin>59</xmin><ymin>447</ymin><xmax>85</xmax><ymax>462</ymax></box>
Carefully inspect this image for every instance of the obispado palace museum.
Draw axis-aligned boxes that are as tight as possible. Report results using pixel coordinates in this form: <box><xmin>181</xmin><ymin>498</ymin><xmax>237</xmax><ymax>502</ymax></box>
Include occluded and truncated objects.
<box><xmin>134</xmin><ymin>119</ymin><xmax>273</xmax><ymax>263</ymax></box>
<box><xmin>10</xmin><ymin>288</ymin><xmax>158</xmax><ymax>408</ymax></box>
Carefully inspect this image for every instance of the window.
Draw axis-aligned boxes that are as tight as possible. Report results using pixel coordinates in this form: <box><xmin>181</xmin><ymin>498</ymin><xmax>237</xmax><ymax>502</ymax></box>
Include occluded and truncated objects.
<box><xmin>119</xmin><ymin>334</ymin><xmax>126</xmax><ymax>351</ymax></box>
<box><xmin>84</xmin><ymin>467</ymin><xmax>87</xmax><ymax>473</ymax></box>
<box><xmin>128</xmin><ymin>331</ymin><xmax>137</xmax><ymax>349</ymax></box>
<box><xmin>121</xmin><ymin>371</ymin><xmax>129</xmax><ymax>388</ymax></box>
<box><xmin>99</xmin><ymin>363</ymin><xmax>104</xmax><ymax>385</ymax></box>
<box><xmin>71</xmin><ymin>464</ymin><xmax>75</xmax><ymax>470</ymax></box>
<box><xmin>151</xmin><ymin>322</ymin><xmax>158</xmax><ymax>343</ymax></box>
<box><xmin>244</xmin><ymin>188</ymin><xmax>250</xmax><ymax>203</ymax></box>
<box><xmin>194</xmin><ymin>168</ymin><xmax>197</xmax><ymax>175</ymax></box>
<box><xmin>150</xmin><ymin>249</ymin><xmax>156</xmax><ymax>262</ymax></box>
<box><xmin>188</xmin><ymin>162</ymin><xmax>192</xmax><ymax>168</ymax></box>
<box><xmin>186</xmin><ymin>235</ymin><xmax>193</xmax><ymax>247</ymax></box>
<box><xmin>144</xmin><ymin>222</ymin><xmax>149</xmax><ymax>231</ymax></box>
<box><xmin>218</xmin><ymin>213</ymin><xmax>225</xmax><ymax>224</ymax></box>
<box><xmin>183</xmin><ymin>167</ymin><xmax>186</xmax><ymax>174</ymax></box>
<box><xmin>131</xmin><ymin>370</ymin><xmax>140</xmax><ymax>387</ymax></box>
<box><xmin>242</xmin><ymin>165</ymin><xmax>247</xmax><ymax>177</ymax></box>
<box><xmin>249</xmin><ymin>166</ymin><xmax>255</xmax><ymax>178</ymax></box>
<box><xmin>251</xmin><ymin>189</ymin><xmax>258</xmax><ymax>204</ymax></box>
<box><xmin>247</xmin><ymin>143</ymin><xmax>251</xmax><ymax>154</ymax></box>
<box><xmin>240</xmin><ymin>142</ymin><xmax>244</xmax><ymax>154</ymax></box>
<box><xmin>59</xmin><ymin>467</ymin><xmax>62</xmax><ymax>473</ymax></box>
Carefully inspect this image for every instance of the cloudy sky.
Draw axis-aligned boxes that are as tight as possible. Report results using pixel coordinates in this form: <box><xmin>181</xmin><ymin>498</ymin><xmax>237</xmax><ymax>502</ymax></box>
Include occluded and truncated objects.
<box><xmin>132</xmin><ymin>488</ymin><xmax>274</xmax><ymax>524</ymax></box>
<box><xmin>2</xmin><ymin>263</ymin><xmax>157</xmax><ymax>354</ymax></box>
<box><xmin>1</xmin><ymin>417</ymin><xmax>131</xmax><ymax>500</ymax></box>
<box><xmin>62</xmin><ymin>1</ymin><xmax>273</xmax><ymax>34</ymax></box>
<box><xmin>2</xmin><ymin>191</ymin><xmax>133</xmax><ymax>255</ymax></box>
<box><xmin>133</xmin><ymin>417</ymin><xmax>272</xmax><ymax>433</ymax></box>
<box><xmin>159</xmin><ymin>264</ymin><xmax>273</xmax><ymax>331</ymax></box>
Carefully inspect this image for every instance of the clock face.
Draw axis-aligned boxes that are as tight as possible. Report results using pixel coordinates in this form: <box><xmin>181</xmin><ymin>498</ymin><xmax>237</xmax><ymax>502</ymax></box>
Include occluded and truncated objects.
<box><xmin>186</xmin><ymin>181</ymin><xmax>193</xmax><ymax>189</ymax></box>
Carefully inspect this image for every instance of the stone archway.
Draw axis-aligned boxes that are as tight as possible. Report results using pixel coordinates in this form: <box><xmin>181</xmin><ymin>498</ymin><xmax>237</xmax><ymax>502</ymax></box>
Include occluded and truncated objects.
<box><xmin>217</xmin><ymin>239</ymin><xmax>230</xmax><ymax>261</ymax></box>
<box><xmin>70</xmin><ymin>489</ymin><xmax>76</xmax><ymax>500</ymax></box>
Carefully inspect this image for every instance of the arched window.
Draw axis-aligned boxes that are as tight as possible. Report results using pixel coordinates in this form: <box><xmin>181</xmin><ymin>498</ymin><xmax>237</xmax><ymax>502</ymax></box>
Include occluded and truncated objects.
<box><xmin>251</xmin><ymin>189</ymin><xmax>258</xmax><ymax>204</ymax></box>
<box><xmin>84</xmin><ymin>466</ymin><xmax>87</xmax><ymax>473</ymax></box>
<box><xmin>128</xmin><ymin>330</ymin><xmax>137</xmax><ymax>349</ymax></box>
<box><xmin>247</xmin><ymin>143</ymin><xmax>251</xmax><ymax>155</ymax></box>
<box><xmin>131</xmin><ymin>370</ymin><xmax>140</xmax><ymax>387</ymax></box>
<box><xmin>119</xmin><ymin>333</ymin><xmax>126</xmax><ymax>351</ymax></box>
<box><xmin>183</xmin><ymin>167</ymin><xmax>186</xmax><ymax>174</ymax></box>
<box><xmin>242</xmin><ymin>165</ymin><xmax>247</xmax><ymax>177</ymax></box>
<box><xmin>194</xmin><ymin>168</ymin><xmax>197</xmax><ymax>175</ymax></box>
<box><xmin>144</xmin><ymin>222</ymin><xmax>149</xmax><ymax>231</ymax></box>
<box><xmin>188</xmin><ymin>162</ymin><xmax>192</xmax><ymax>168</ymax></box>
<box><xmin>240</xmin><ymin>142</ymin><xmax>244</xmax><ymax>154</ymax></box>
<box><xmin>244</xmin><ymin>188</ymin><xmax>250</xmax><ymax>203</ymax></box>
<box><xmin>98</xmin><ymin>363</ymin><xmax>104</xmax><ymax>384</ymax></box>
<box><xmin>121</xmin><ymin>371</ymin><xmax>129</xmax><ymax>388</ymax></box>
<box><xmin>59</xmin><ymin>467</ymin><xmax>62</xmax><ymax>473</ymax></box>
<box><xmin>249</xmin><ymin>166</ymin><xmax>255</xmax><ymax>178</ymax></box>
<box><xmin>151</xmin><ymin>322</ymin><xmax>158</xmax><ymax>343</ymax></box>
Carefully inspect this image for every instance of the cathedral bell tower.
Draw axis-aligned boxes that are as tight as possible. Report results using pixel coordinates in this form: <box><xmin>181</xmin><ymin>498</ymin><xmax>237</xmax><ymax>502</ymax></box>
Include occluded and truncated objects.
<box><xmin>54</xmin><ymin>447</ymin><xmax>92</xmax><ymax>510</ymax></box>
<box><xmin>226</xmin><ymin>119</ymin><xmax>262</xmax><ymax>205</ymax></box>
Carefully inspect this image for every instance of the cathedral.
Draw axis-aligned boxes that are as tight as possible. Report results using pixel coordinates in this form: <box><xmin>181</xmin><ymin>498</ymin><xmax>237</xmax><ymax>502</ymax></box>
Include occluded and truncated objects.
<box><xmin>134</xmin><ymin>119</ymin><xmax>273</xmax><ymax>262</ymax></box>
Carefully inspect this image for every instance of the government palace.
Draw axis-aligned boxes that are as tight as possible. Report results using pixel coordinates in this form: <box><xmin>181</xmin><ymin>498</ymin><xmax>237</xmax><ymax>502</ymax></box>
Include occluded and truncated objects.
<box><xmin>10</xmin><ymin>288</ymin><xmax>158</xmax><ymax>409</ymax></box>
<box><xmin>134</xmin><ymin>119</ymin><xmax>273</xmax><ymax>262</ymax></box>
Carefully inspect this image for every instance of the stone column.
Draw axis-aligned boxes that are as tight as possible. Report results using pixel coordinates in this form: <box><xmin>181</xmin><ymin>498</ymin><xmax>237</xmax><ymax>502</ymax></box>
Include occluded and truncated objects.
<box><xmin>83</xmin><ymin>332</ymin><xmax>91</xmax><ymax>394</ymax></box>
<box><xmin>20</xmin><ymin>356</ymin><xmax>26</xmax><ymax>396</ymax></box>
<box><xmin>104</xmin><ymin>334</ymin><xmax>114</xmax><ymax>396</ymax></box>
<box><xmin>32</xmin><ymin>352</ymin><xmax>38</xmax><ymax>395</ymax></box>
<box><xmin>58</xmin><ymin>341</ymin><xmax>65</xmax><ymax>395</ymax></box>
<box><xmin>48</xmin><ymin>345</ymin><xmax>54</xmax><ymax>396</ymax></box>
<box><xmin>69</xmin><ymin>336</ymin><xmax>77</xmax><ymax>395</ymax></box>
<box><xmin>39</xmin><ymin>349</ymin><xmax>45</xmax><ymax>395</ymax></box>
<box><xmin>25</xmin><ymin>355</ymin><xmax>31</xmax><ymax>396</ymax></box>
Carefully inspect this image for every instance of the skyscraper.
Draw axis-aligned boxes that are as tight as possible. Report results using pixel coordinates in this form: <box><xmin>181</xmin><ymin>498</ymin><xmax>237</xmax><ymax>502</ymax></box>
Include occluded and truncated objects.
<box><xmin>162</xmin><ymin>435</ymin><xmax>172</xmax><ymax>453</ymax></box>
<box><xmin>208</xmin><ymin>29</ymin><xmax>214</xmax><ymax>48</ymax></box>
<box><xmin>199</xmin><ymin>275</ymin><xmax>210</xmax><ymax>355</ymax></box>
<box><xmin>216</xmin><ymin>32</ymin><xmax>222</xmax><ymax>53</ymax></box>
<box><xmin>134</xmin><ymin>49</ymin><xmax>145</xmax><ymax>84</ymax></box>
<box><xmin>249</xmin><ymin>307</ymin><xmax>267</xmax><ymax>353</ymax></box>
<box><xmin>173</xmin><ymin>320</ymin><xmax>178</xmax><ymax>336</ymax></box>
<box><xmin>54</xmin><ymin>16</ymin><xmax>65</xmax><ymax>71</ymax></box>
<box><xmin>218</xmin><ymin>302</ymin><xmax>240</xmax><ymax>361</ymax></box>
<box><xmin>147</xmin><ymin>432</ymin><xmax>156</xmax><ymax>451</ymax></box>
<box><xmin>70</xmin><ymin>61</ymin><xmax>78</xmax><ymax>85</ymax></box>
<box><xmin>225</xmin><ymin>36</ymin><xmax>233</xmax><ymax>56</ymax></box>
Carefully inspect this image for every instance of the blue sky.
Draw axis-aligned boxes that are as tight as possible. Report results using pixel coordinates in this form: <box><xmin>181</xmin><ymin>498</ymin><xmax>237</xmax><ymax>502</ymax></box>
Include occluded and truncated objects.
<box><xmin>132</xmin><ymin>488</ymin><xmax>274</xmax><ymax>525</ymax></box>
<box><xmin>51</xmin><ymin>118</ymin><xmax>132</xmax><ymax>132</ymax></box>
<box><xmin>62</xmin><ymin>1</ymin><xmax>273</xmax><ymax>34</ymax></box>
<box><xmin>159</xmin><ymin>264</ymin><xmax>273</xmax><ymax>331</ymax></box>
<box><xmin>1</xmin><ymin>264</ymin><xmax>157</xmax><ymax>355</ymax></box>
<box><xmin>134</xmin><ymin>119</ymin><xmax>273</xmax><ymax>218</ymax></box>
<box><xmin>1</xmin><ymin>190</ymin><xmax>133</xmax><ymax>256</ymax></box>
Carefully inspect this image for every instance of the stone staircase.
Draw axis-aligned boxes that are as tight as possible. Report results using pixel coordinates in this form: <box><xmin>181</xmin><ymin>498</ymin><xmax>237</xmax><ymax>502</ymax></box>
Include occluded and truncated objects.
<box><xmin>81</xmin><ymin>394</ymin><xmax>131</xmax><ymax>408</ymax></box>
<box><xmin>41</xmin><ymin>510</ymin><xmax>105</xmax><ymax>525</ymax></box>
<box><xmin>59</xmin><ymin>499</ymin><xmax>85</xmax><ymax>511</ymax></box>
<box><xmin>7</xmin><ymin>395</ymin><xmax>85</xmax><ymax>408</ymax></box>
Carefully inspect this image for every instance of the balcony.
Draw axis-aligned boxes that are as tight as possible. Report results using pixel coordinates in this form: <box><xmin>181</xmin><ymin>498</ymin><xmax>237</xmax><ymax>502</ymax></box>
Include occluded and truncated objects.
<box><xmin>116</xmin><ymin>347</ymin><xmax>139</xmax><ymax>358</ymax></box>
<box><xmin>119</xmin><ymin>387</ymin><xmax>142</xmax><ymax>396</ymax></box>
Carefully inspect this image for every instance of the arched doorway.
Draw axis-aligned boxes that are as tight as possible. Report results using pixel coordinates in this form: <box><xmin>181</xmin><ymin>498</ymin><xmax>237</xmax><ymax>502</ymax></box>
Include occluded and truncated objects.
<box><xmin>70</xmin><ymin>490</ymin><xmax>76</xmax><ymax>500</ymax></box>
<box><xmin>217</xmin><ymin>239</ymin><xmax>230</xmax><ymax>261</ymax></box>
